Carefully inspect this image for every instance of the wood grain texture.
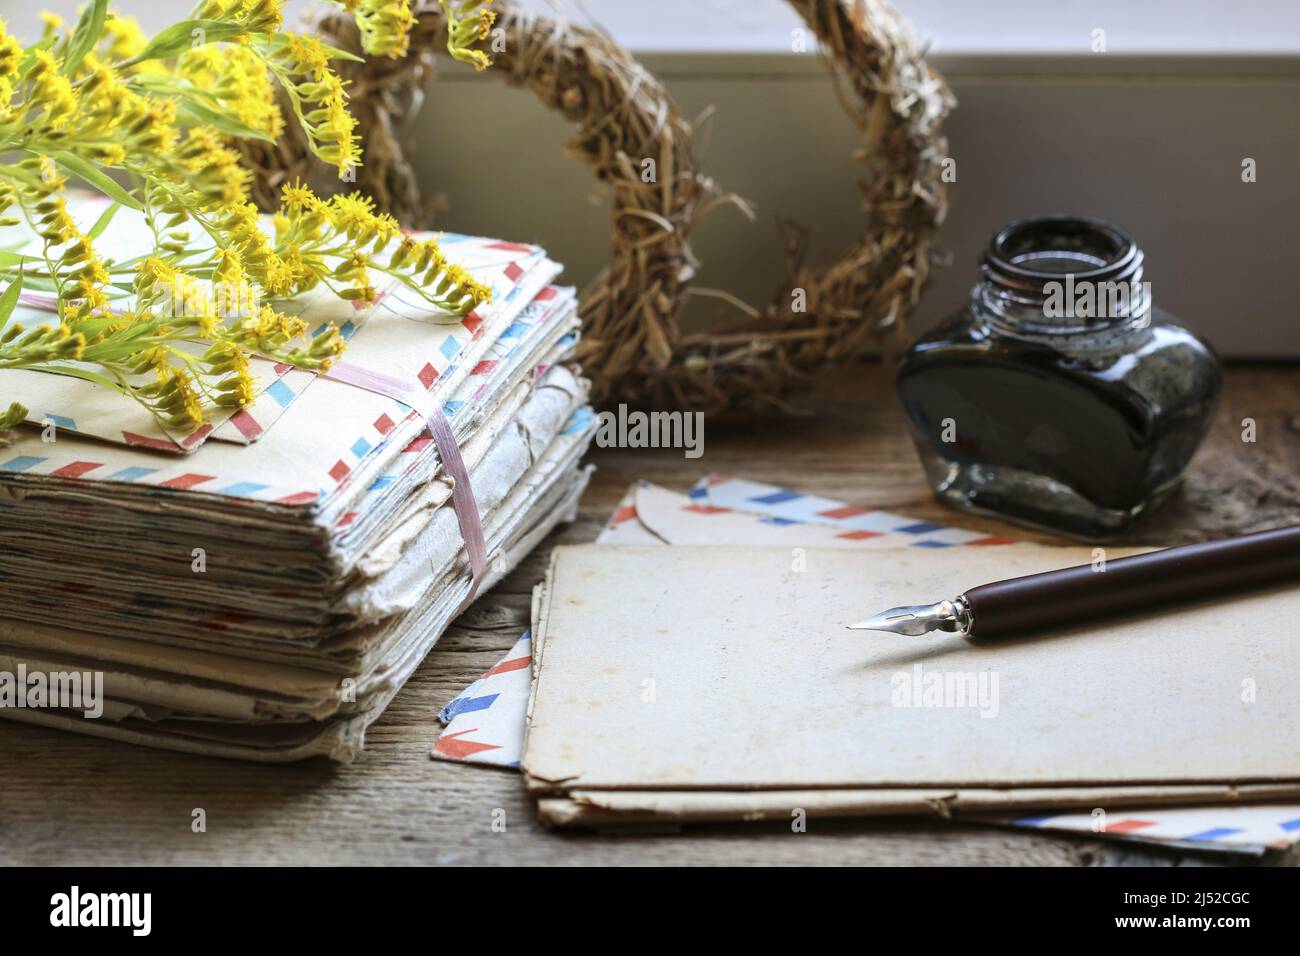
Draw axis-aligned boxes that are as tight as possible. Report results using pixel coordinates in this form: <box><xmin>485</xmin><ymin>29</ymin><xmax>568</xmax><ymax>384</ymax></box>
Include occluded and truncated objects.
<box><xmin>1</xmin><ymin>362</ymin><xmax>1297</xmax><ymax>867</ymax></box>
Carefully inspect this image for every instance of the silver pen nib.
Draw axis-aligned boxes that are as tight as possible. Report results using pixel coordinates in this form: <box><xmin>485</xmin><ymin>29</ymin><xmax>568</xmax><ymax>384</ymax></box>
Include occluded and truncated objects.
<box><xmin>848</xmin><ymin>596</ymin><xmax>971</xmax><ymax>636</ymax></box>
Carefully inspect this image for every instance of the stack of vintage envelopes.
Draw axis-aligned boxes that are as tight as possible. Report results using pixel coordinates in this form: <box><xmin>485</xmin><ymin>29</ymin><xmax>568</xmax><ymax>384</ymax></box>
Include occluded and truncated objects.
<box><xmin>0</xmin><ymin>201</ymin><xmax>596</xmax><ymax>761</ymax></box>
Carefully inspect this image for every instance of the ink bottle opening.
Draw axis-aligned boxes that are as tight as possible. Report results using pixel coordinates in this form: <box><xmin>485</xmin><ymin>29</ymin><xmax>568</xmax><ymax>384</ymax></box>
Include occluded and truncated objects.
<box><xmin>896</xmin><ymin>215</ymin><xmax>1223</xmax><ymax>539</ymax></box>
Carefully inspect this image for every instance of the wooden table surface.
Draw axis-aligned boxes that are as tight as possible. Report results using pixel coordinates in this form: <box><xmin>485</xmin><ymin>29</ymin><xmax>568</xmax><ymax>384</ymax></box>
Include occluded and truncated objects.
<box><xmin>3</xmin><ymin>363</ymin><xmax>1299</xmax><ymax>866</ymax></box>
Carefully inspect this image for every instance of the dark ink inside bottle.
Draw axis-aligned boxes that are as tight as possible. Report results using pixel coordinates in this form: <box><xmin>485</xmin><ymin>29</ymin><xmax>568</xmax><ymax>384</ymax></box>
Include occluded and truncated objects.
<box><xmin>897</xmin><ymin>216</ymin><xmax>1222</xmax><ymax>539</ymax></box>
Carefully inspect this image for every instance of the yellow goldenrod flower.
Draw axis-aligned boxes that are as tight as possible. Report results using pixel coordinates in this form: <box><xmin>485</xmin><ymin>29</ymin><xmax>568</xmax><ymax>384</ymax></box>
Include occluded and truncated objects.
<box><xmin>282</xmin><ymin>34</ymin><xmax>331</xmax><ymax>79</ymax></box>
<box><xmin>101</xmin><ymin>14</ymin><xmax>149</xmax><ymax>61</ymax></box>
<box><xmin>137</xmin><ymin>365</ymin><xmax>206</xmax><ymax>431</ymax></box>
<box><xmin>352</xmin><ymin>0</ymin><xmax>416</xmax><ymax>59</ymax></box>
<box><xmin>213</xmin><ymin>248</ymin><xmax>246</xmax><ymax>290</ymax></box>
<box><xmin>280</xmin><ymin>179</ymin><xmax>315</xmax><ymax>210</ymax></box>
<box><xmin>204</xmin><ymin>341</ymin><xmax>258</xmax><ymax>407</ymax></box>
<box><xmin>442</xmin><ymin>0</ymin><xmax>495</xmax><ymax>70</ymax></box>
<box><xmin>180</xmin><ymin>43</ymin><xmax>285</xmax><ymax>141</ymax></box>
<box><xmin>0</xmin><ymin>19</ymin><xmax>23</xmax><ymax>75</ymax></box>
<box><xmin>0</xmin><ymin>401</ymin><xmax>26</xmax><ymax>430</ymax></box>
<box><xmin>0</xmin><ymin>1</ymin><xmax>493</xmax><ymax>434</ymax></box>
<box><xmin>196</xmin><ymin>0</ymin><xmax>283</xmax><ymax>37</ymax></box>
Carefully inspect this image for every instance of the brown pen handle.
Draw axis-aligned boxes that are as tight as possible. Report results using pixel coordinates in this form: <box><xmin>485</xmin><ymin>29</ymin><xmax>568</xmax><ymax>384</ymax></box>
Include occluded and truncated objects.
<box><xmin>962</xmin><ymin>525</ymin><xmax>1300</xmax><ymax>640</ymax></box>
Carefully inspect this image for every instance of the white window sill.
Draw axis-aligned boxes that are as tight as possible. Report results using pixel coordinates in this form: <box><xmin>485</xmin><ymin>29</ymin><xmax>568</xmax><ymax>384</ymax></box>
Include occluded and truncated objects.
<box><xmin>560</xmin><ymin>0</ymin><xmax>1300</xmax><ymax>58</ymax></box>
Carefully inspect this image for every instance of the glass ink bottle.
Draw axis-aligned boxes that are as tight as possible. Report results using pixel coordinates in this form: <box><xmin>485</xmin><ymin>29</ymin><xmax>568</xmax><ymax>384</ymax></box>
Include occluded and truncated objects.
<box><xmin>896</xmin><ymin>215</ymin><xmax>1222</xmax><ymax>539</ymax></box>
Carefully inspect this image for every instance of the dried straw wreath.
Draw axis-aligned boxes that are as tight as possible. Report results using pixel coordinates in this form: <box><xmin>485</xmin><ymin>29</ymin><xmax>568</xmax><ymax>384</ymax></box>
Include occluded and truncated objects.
<box><xmin>238</xmin><ymin>0</ymin><xmax>954</xmax><ymax>414</ymax></box>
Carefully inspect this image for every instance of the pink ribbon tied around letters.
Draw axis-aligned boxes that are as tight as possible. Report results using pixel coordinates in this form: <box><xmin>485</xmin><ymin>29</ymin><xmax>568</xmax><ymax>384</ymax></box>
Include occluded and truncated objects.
<box><xmin>324</xmin><ymin>361</ymin><xmax>488</xmax><ymax>616</ymax></box>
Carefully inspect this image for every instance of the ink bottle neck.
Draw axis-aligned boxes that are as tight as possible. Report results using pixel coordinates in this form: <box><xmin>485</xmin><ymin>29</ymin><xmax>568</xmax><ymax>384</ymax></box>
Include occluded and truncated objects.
<box><xmin>970</xmin><ymin>215</ymin><xmax>1152</xmax><ymax>346</ymax></box>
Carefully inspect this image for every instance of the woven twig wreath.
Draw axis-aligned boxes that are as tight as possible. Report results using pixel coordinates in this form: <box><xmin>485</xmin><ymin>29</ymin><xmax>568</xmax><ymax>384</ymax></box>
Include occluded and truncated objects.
<box><xmin>239</xmin><ymin>0</ymin><xmax>953</xmax><ymax>413</ymax></box>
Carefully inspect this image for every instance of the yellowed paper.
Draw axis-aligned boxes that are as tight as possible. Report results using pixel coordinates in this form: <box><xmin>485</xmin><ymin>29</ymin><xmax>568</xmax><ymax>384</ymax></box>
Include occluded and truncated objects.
<box><xmin>524</xmin><ymin>545</ymin><xmax>1300</xmax><ymax>813</ymax></box>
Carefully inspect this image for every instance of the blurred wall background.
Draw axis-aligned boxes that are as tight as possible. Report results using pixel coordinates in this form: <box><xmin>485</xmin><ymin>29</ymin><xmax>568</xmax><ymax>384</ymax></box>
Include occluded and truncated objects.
<box><xmin>7</xmin><ymin>0</ymin><xmax>1299</xmax><ymax>355</ymax></box>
